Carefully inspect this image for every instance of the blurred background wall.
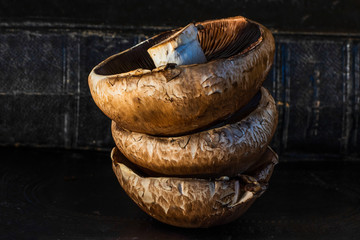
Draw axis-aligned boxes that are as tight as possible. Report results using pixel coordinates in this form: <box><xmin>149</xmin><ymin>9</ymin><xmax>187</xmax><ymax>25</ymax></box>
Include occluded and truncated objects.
<box><xmin>1</xmin><ymin>0</ymin><xmax>360</xmax><ymax>160</ymax></box>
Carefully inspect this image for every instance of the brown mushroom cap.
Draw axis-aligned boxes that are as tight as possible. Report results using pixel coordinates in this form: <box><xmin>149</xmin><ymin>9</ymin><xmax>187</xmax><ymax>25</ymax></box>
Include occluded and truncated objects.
<box><xmin>89</xmin><ymin>16</ymin><xmax>275</xmax><ymax>136</ymax></box>
<box><xmin>112</xmin><ymin>87</ymin><xmax>278</xmax><ymax>178</ymax></box>
<box><xmin>111</xmin><ymin>146</ymin><xmax>278</xmax><ymax>228</ymax></box>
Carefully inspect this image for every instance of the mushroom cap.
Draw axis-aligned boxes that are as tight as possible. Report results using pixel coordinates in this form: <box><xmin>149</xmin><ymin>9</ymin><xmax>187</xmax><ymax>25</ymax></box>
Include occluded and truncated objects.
<box><xmin>111</xmin><ymin>146</ymin><xmax>278</xmax><ymax>228</ymax></box>
<box><xmin>112</xmin><ymin>87</ymin><xmax>278</xmax><ymax>177</ymax></box>
<box><xmin>89</xmin><ymin>16</ymin><xmax>275</xmax><ymax>136</ymax></box>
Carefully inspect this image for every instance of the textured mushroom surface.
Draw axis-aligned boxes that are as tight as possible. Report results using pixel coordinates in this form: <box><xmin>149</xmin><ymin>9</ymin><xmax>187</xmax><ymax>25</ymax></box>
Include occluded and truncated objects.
<box><xmin>89</xmin><ymin>16</ymin><xmax>275</xmax><ymax>136</ymax></box>
<box><xmin>111</xmin><ymin>146</ymin><xmax>278</xmax><ymax>228</ymax></box>
<box><xmin>112</xmin><ymin>87</ymin><xmax>278</xmax><ymax>177</ymax></box>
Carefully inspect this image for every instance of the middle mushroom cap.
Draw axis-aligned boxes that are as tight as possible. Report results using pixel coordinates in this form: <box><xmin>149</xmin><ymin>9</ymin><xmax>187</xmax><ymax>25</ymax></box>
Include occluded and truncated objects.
<box><xmin>112</xmin><ymin>87</ymin><xmax>278</xmax><ymax>178</ymax></box>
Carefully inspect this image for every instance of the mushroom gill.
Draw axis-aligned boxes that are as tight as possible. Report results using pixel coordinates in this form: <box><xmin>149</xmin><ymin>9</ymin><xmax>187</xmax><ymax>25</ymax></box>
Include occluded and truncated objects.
<box><xmin>95</xmin><ymin>17</ymin><xmax>262</xmax><ymax>76</ymax></box>
<box><xmin>197</xmin><ymin>18</ymin><xmax>261</xmax><ymax>61</ymax></box>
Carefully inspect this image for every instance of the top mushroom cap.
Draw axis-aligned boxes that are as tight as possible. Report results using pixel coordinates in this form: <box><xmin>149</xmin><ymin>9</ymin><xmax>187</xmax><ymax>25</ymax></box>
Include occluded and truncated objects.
<box><xmin>89</xmin><ymin>16</ymin><xmax>275</xmax><ymax>136</ymax></box>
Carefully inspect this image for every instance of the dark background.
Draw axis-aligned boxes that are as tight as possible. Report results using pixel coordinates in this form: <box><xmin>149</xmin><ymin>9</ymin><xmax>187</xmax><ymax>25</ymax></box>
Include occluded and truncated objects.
<box><xmin>1</xmin><ymin>0</ymin><xmax>360</xmax><ymax>33</ymax></box>
<box><xmin>1</xmin><ymin>0</ymin><xmax>360</xmax><ymax>159</ymax></box>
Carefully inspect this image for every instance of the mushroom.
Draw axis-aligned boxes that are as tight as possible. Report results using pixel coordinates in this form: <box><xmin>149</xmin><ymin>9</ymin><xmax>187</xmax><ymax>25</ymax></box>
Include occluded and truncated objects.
<box><xmin>112</xmin><ymin>87</ymin><xmax>278</xmax><ymax>177</ymax></box>
<box><xmin>88</xmin><ymin>16</ymin><xmax>275</xmax><ymax>136</ymax></box>
<box><xmin>111</xmin><ymin>146</ymin><xmax>278</xmax><ymax>228</ymax></box>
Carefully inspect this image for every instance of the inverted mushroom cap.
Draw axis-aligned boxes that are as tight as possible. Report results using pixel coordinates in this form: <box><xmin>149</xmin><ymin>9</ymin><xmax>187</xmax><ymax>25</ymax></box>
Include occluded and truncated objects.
<box><xmin>111</xmin><ymin>146</ymin><xmax>278</xmax><ymax>228</ymax></box>
<box><xmin>89</xmin><ymin>16</ymin><xmax>275</xmax><ymax>136</ymax></box>
<box><xmin>112</xmin><ymin>87</ymin><xmax>278</xmax><ymax>177</ymax></box>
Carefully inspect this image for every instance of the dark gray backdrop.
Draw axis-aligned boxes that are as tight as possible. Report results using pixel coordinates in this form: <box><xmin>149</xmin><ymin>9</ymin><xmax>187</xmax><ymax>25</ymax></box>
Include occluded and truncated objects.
<box><xmin>1</xmin><ymin>0</ymin><xmax>359</xmax><ymax>160</ymax></box>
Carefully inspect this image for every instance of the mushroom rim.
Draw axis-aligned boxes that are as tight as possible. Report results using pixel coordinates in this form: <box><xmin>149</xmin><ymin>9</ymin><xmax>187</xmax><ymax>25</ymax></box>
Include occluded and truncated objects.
<box><xmin>110</xmin><ymin>87</ymin><xmax>278</xmax><ymax>177</ymax></box>
<box><xmin>111</xmin><ymin>86</ymin><xmax>271</xmax><ymax>140</ymax></box>
<box><xmin>111</xmin><ymin>146</ymin><xmax>278</xmax><ymax>182</ymax></box>
<box><xmin>92</xmin><ymin>16</ymin><xmax>264</xmax><ymax>78</ymax></box>
<box><xmin>111</xmin><ymin>88</ymin><xmax>262</xmax><ymax>140</ymax></box>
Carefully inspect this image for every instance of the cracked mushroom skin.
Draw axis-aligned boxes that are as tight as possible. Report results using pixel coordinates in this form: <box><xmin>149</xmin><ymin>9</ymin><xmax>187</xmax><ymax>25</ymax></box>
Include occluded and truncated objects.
<box><xmin>111</xmin><ymin>146</ymin><xmax>278</xmax><ymax>228</ymax></box>
<box><xmin>88</xmin><ymin>16</ymin><xmax>275</xmax><ymax>136</ymax></box>
<box><xmin>112</xmin><ymin>87</ymin><xmax>278</xmax><ymax>177</ymax></box>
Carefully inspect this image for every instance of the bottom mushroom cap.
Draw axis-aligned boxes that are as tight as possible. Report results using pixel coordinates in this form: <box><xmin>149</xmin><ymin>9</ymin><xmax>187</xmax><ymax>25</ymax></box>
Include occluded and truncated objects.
<box><xmin>111</xmin><ymin>146</ymin><xmax>278</xmax><ymax>228</ymax></box>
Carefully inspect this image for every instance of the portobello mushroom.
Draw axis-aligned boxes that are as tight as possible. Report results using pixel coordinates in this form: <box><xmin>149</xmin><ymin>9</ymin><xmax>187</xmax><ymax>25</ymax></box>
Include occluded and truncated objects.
<box><xmin>89</xmin><ymin>16</ymin><xmax>275</xmax><ymax>136</ymax></box>
<box><xmin>112</xmin><ymin>87</ymin><xmax>278</xmax><ymax>177</ymax></box>
<box><xmin>111</xmin><ymin>146</ymin><xmax>278</xmax><ymax>228</ymax></box>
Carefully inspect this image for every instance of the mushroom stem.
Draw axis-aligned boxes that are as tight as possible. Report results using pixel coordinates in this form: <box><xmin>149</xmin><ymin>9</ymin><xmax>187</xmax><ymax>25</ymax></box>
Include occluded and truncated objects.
<box><xmin>147</xmin><ymin>23</ymin><xmax>207</xmax><ymax>67</ymax></box>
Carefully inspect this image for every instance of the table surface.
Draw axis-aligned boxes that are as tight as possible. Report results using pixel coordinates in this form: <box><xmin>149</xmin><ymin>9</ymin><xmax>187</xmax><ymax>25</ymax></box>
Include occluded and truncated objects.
<box><xmin>1</xmin><ymin>147</ymin><xmax>359</xmax><ymax>240</ymax></box>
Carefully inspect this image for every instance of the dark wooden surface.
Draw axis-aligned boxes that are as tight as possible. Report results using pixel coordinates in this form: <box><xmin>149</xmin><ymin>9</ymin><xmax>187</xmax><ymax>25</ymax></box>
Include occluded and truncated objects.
<box><xmin>1</xmin><ymin>146</ymin><xmax>359</xmax><ymax>239</ymax></box>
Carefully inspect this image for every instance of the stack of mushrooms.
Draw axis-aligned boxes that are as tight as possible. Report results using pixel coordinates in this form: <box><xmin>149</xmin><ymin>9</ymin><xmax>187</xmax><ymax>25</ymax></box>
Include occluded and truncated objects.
<box><xmin>88</xmin><ymin>16</ymin><xmax>278</xmax><ymax>228</ymax></box>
